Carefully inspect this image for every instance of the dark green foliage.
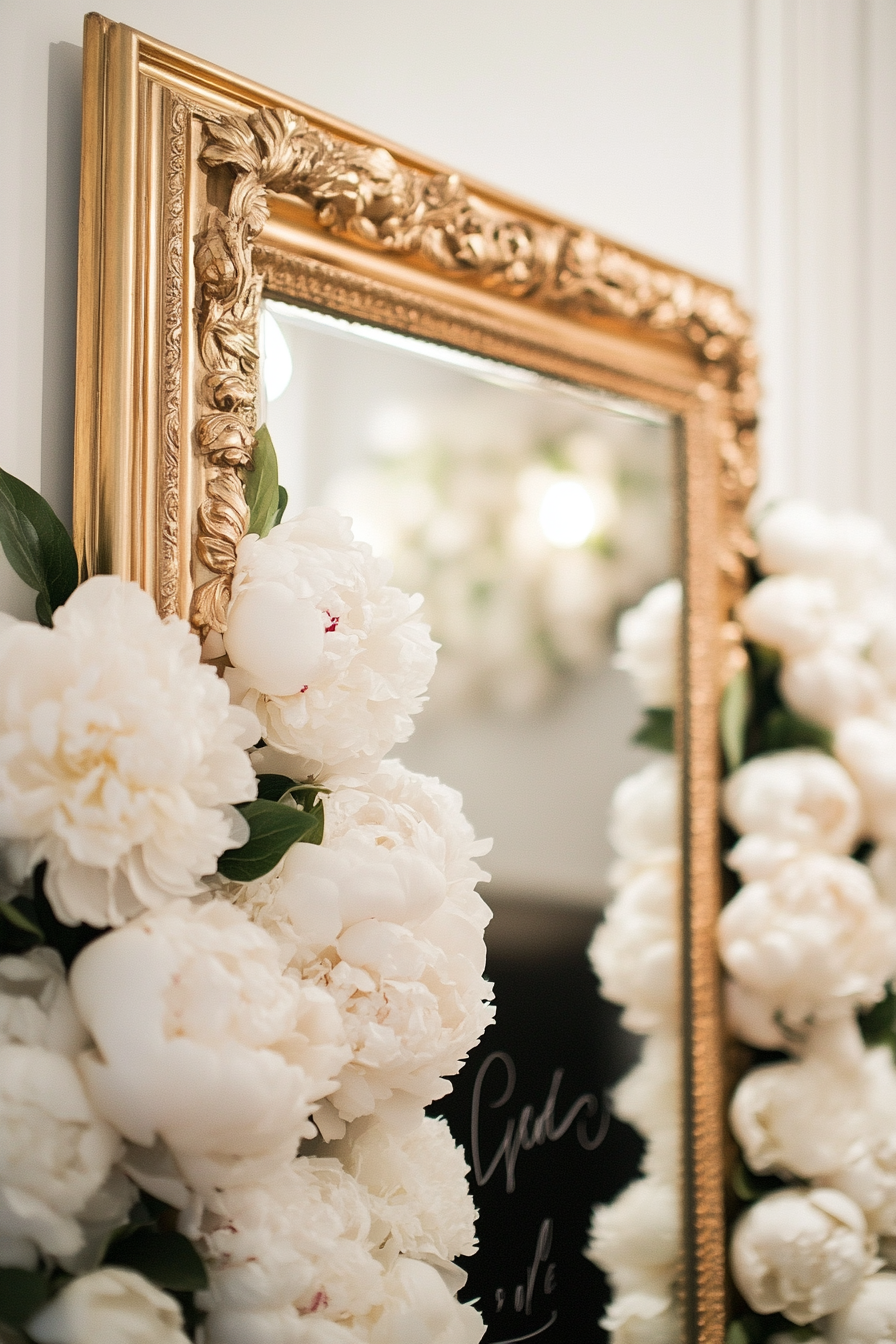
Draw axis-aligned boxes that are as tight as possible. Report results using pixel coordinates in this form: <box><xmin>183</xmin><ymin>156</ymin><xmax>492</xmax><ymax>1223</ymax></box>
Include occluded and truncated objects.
<box><xmin>0</xmin><ymin>1269</ymin><xmax>50</xmax><ymax>1329</ymax></box>
<box><xmin>217</xmin><ymin>796</ymin><xmax>325</xmax><ymax>882</ymax></box>
<box><xmin>720</xmin><ymin>663</ymin><xmax>752</xmax><ymax>773</ymax></box>
<box><xmin>632</xmin><ymin>706</ymin><xmax>675</xmax><ymax>752</ymax></box>
<box><xmin>104</xmin><ymin>1229</ymin><xmax>208</xmax><ymax>1293</ymax></box>
<box><xmin>0</xmin><ymin>468</ymin><xmax>78</xmax><ymax>626</ymax></box>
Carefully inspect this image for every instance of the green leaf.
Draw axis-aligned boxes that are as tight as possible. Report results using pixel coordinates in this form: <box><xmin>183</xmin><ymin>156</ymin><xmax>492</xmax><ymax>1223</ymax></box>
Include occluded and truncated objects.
<box><xmin>0</xmin><ymin>901</ymin><xmax>44</xmax><ymax>939</ymax></box>
<box><xmin>244</xmin><ymin>425</ymin><xmax>280</xmax><ymax>539</ymax></box>
<box><xmin>273</xmin><ymin>484</ymin><xmax>288</xmax><ymax>528</ymax></box>
<box><xmin>859</xmin><ymin>982</ymin><xmax>896</xmax><ymax>1047</ymax></box>
<box><xmin>217</xmin><ymin>799</ymin><xmax>323</xmax><ymax>882</ymax></box>
<box><xmin>0</xmin><ymin>469</ymin><xmax>79</xmax><ymax>625</ymax></box>
<box><xmin>760</xmin><ymin>707</ymin><xmax>833</xmax><ymax>755</ymax></box>
<box><xmin>0</xmin><ymin>1267</ymin><xmax>49</xmax><ymax>1328</ymax></box>
<box><xmin>720</xmin><ymin>664</ymin><xmax>752</xmax><ymax>773</ymax></box>
<box><xmin>255</xmin><ymin>773</ymin><xmax>304</xmax><ymax>801</ymax></box>
<box><xmin>632</xmin><ymin>707</ymin><xmax>675</xmax><ymax>752</ymax></box>
<box><xmin>104</xmin><ymin>1229</ymin><xmax>208</xmax><ymax>1292</ymax></box>
<box><xmin>726</xmin><ymin>1324</ymin><xmax>751</xmax><ymax>1344</ymax></box>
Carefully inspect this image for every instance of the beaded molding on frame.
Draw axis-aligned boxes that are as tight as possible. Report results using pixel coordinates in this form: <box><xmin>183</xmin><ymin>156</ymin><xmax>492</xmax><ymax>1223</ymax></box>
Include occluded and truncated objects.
<box><xmin>189</xmin><ymin>106</ymin><xmax>758</xmax><ymax>639</ymax></box>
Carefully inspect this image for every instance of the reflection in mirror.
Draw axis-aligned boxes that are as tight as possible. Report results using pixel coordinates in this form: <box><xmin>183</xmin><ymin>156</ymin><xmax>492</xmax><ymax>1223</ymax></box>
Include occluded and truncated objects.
<box><xmin>263</xmin><ymin>300</ymin><xmax>678</xmax><ymax>1342</ymax></box>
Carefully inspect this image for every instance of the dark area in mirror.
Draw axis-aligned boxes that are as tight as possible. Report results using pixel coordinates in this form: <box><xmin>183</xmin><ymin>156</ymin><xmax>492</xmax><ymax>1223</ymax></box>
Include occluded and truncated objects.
<box><xmin>430</xmin><ymin>900</ymin><xmax>642</xmax><ymax>1344</ymax></box>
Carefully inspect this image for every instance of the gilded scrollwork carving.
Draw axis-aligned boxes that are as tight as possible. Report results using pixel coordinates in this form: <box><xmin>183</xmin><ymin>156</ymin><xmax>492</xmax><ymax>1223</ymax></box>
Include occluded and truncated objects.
<box><xmin>193</xmin><ymin>104</ymin><xmax>758</xmax><ymax>635</ymax></box>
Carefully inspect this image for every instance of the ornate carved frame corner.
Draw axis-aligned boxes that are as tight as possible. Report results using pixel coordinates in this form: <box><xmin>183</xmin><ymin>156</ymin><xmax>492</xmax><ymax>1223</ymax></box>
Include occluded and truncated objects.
<box><xmin>74</xmin><ymin>13</ymin><xmax>759</xmax><ymax>1340</ymax></box>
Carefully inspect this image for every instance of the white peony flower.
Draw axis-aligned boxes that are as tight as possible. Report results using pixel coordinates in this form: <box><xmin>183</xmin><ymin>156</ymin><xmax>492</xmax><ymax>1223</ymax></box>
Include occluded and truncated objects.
<box><xmin>755</xmin><ymin>500</ymin><xmax>834</xmax><ymax>578</ymax></box>
<box><xmin>611</xmin><ymin>1033</ymin><xmax>680</xmax><ymax>1182</ymax></box>
<box><xmin>872</xmin><ymin>845</ymin><xmax>896</xmax><ymax>906</ymax></box>
<box><xmin>0</xmin><ymin>947</ymin><xmax>86</xmax><ymax>1057</ymax></box>
<box><xmin>723</xmin><ymin>751</ymin><xmax>863</xmax><ymax>881</ymax></box>
<box><xmin>825</xmin><ymin>1270</ymin><xmax>896</xmax><ymax>1344</ymax></box>
<box><xmin>231</xmin><ymin>763</ymin><xmax>494</xmax><ymax>1132</ymax></box>
<box><xmin>601</xmin><ymin>1292</ymin><xmax>680</xmax><ymax>1344</ymax></box>
<box><xmin>361</xmin><ymin>1256</ymin><xmax>484</xmax><ymax>1344</ymax></box>
<box><xmin>586</xmin><ymin>1177</ymin><xmax>679</xmax><ymax>1297</ymax></box>
<box><xmin>608</xmin><ymin>758</ymin><xmax>679</xmax><ymax>871</ymax></box>
<box><xmin>224</xmin><ymin>509</ymin><xmax>438</xmax><ymax>781</ymax></box>
<box><xmin>780</xmin><ymin>648</ymin><xmax>884</xmax><ymax>730</ymax></box>
<box><xmin>192</xmin><ymin>1156</ymin><xmax>383</xmax><ymax>1337</ymax></box>
<box><xmin>589</xmin><ymin>862</ymin><xmax>679</xmax><ymax>1033</ymax></box>
<box><xmin>70</xmin><ymin>899</ymin><xmax>348</xmax><ymax>1192</ymax></box>
<box><xmin>326</xmin><ymin>1116</ymin><xmax>478</xmax><ymax>1263</ymax></box>
<box><xmin>27</xmin><ymin>1267</ymin><xmax>189</xmax><ymax>1344</ymax></box>
<box><xmin>724</xmin><ymin>978</ymin><xmax>790</xmax><ymax>1051</ymax></box>
<box><xmin>0</xmin><ymin>1042</ymin><xmax>123</xmax><ymax>1266</ymax></box>
<box><xmin>836</xmin><ymin>717</ymin><xmax>896</xmax><ymax>843</ymax></box>
<box><xmin>737</xmin><ymin>574</ymin><xmax>839</xmax><ymax>657</ymax></box>
<box><xmin>730</xmin><ymin>1186</ymin><xmax>878</xmax><ymax>1325</ymax></box>
<box><xmin>718</xmin><ymin>855</ymin><xmax>896</xmax><ymax>1028</ymax></box>
<box><xmin>614</xmin><ymin>579</ymin><xmax>681</xmax><ymax>708</ymax></box>
<box><xmin>730</xmin><ymin>1044</ymin><xmax>896</xmax><ymax>1234</ymax></box>
<box><xmin>0</xmin><ymin>576</ymin><xmax>258</xmax><ymax>927</ymax></box>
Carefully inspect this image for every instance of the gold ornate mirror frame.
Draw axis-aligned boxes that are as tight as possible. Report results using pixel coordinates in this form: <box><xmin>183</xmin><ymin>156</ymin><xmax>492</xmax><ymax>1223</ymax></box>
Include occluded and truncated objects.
<box><xmin>74</xmin><ymin>13</ymin><xmax>758</xmax><ymax>1340</ymax></box>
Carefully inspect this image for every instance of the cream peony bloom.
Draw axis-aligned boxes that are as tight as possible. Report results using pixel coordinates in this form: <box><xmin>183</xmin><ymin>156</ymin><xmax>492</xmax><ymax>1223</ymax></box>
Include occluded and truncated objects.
<box><xmin>224</xmin><ymin>509</ymin><xmax>438</xmax><ymax>781</ymax></box>
<box><xmin>755</xmin><ymin>500</ymin><xmax>834</xmax><ymax>578</ymax></box>
<box><xmin>70</xmin><ymin>899</ymin><xmax>349</xmax><ymax>1192</ymax></box>
<box><xmin>756</xmin><ymin>500</ymin><xmax>896</xmax><ymax>610</ymax></box>
<box><xmin>614</xmin><ymin>579</ymin><xmax>681</xmax><ymax>708</ymax></box>
<box><xmin>0</xmin><ymin>1042</ymin><xmax>123</xmax><ymax>1266</ymax></box>
<box><xmin>0</xmin><ymin>947</ymin><xmax>86</xmax><ymax>1057</ymax></box>
<box><xmin>232</xmin><ymin>763</ymin><xmax>494</xmax><ymax>1132</ymax></box>
<box><xmin>325</xmin><ymin>1116</ymin><xmax>478</xmax><ymax>1264</ymax></box>
<box><xmin>0</xmin><ymin>576</ymin><xmax>258</xmax><ymax>927</ymax></box>
<box><xmin>731</xmin><ymin>1045</ymin><xmax>896</xmax><ymax>1234</ymax></box>
<box><xmin>586</xmin><ymin>1177</ymin><xmax>679</xmax><ymax>1297</ymax></box>
<box><xmin>731</xmin><ymin>1187</ymin><xmax>878</xmax><ymax>1325</ymax></box>
<box><xmin>737</xmin><ymin>574</ymin><xmax>839</xmax><ymax>657</ymax></box>
<box><xmin>723</xmin><ymin>751</ymin><xmax>863</xmax><ymax>881</ymax></box>
<box><xmin>0</xmin><ymin>947</ymin><xmax>124</xmax><ymax>1268</ymax></box>
<box><xmin>718</xmin><ymin>855</ymin><xmax>896</xmax><ymax>1028</ymax></box>
<box><xmin>608</xmin><ymin>758</ymin><xmax>679</xmax><ymax>872</ymax></box>
<box><xmin>27</xmin><ymin>1267</ymin><xmax>189</xmax><ymax>1344</ymax></box>
<box><xmin>836</xmin><ymin>717</ymin><xmax>896</xmax><ymax>843</ymax></box>
<box><xmin>589</xmin><ymin>862</ymin><xmax>679</xmax><ymax>1033</ymax></box>
<box><xmin>826</xmin><ymin>1271</ymin><xmax>896</xmax><ymax>1344</ymax></box>
<box><xmin>780</xmin><ymin>648</ymin><xmax>884</xmax><ymax>731</ymax></box>
<box><xmin>191</xmin><ymin>1156</ymin><xmax>383</xmax><ymax>1339</ymax></box>
<box><xmin>362</xmin><ymin>1256</ymin><xmax>485</xmax><ymax>1344</ymax></box>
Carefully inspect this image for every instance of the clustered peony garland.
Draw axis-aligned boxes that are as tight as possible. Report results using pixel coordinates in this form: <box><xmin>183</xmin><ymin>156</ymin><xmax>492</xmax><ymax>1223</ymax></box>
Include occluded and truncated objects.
<box><xmin>584</xmin><ymin>578</ymin><xmax>683</xmax><ymax>1344</ymax></box>
<box><xmin>0</xmin><ymin>455</ymin><xmax>492</xmax><ymax>1343</ymax></box>
<box><xmin>590</xmin><ymin>500</ymin><xmax>896</xmax><ymax>1344</ymax></box>
<box><xmin>724</xmin><ymin>501</ymin><xmax>896</xmax><ymax>1344</ymax></box>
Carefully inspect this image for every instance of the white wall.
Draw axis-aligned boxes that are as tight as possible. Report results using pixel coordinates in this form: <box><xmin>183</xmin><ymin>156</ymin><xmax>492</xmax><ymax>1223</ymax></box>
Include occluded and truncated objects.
<box><xmin>1</xmin><ymin>0</ymin><xmax>894</xmax><ymax>585</ymax></box>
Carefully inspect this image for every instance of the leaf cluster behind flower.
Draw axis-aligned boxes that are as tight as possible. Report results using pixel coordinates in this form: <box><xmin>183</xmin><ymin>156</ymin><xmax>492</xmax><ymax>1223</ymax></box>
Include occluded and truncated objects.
<box><xmin>0</xmin><ymin>468</ymin><xmax>78</xmax><ymax>626</ymax></box>
<box><xmin>217</xmin><ymin>776</ymin><xmax>327</xmax><ymax>882</ymax></box>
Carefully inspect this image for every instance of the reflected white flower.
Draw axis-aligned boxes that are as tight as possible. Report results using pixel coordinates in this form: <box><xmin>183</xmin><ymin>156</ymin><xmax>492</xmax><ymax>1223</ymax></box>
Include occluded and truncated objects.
<box><xmin>723</xmin><ymin>751</ymin><xmax>862</xmax><ymax>881</ymax></box>
<box><xmin>615</xmin><ymin>579</ymin><xmax>681</xmax><ymax>709</ymax></box>
<box><xmin>718</xmin><ymin>855</ymin><xmax>896</xmax><ymax>1028</ymax></box>
<box><xmin>780</xmin><ymin>648</ymin><xmax>884</xmax><ymax>730</ymax></box>
<box><xmin>601</xmin><ymin>1293</ymin><xmax>680</xmax><ymax>1344</ymax></box>
<box><xmin>589</xmin><ymin>863</ymin><xmax>679</xmax><ymax>1033</ymax></box>
<box><xmin>738</xmin><ymin>574</ymin><xmax>839</xmax><ymax>657</ymax></box>
<box><xmin>0</xmin><ymin>576</ymin><xmax>258</xmax><ymax>927</ymax></box>
<box><xmin>836</xmin><ymin>717</ymin><xmax>896</xmax><ymax>843</ymax></box>
<box><xmin>611</xmin><ymin>1033</ymin><xmax>680</xmax><ymax>1182</ymax></box>
<box><xmin>730</xmin><ymin>1187</ymin><xmax>878</xmax><ymax>1325</ymax></box>
<box><xmin>70</xmin><ymin>899</ymin><xmax>348</xmax><ymax>1193</ymax></box>
<box><xmin>27</xmin><ymin>1267</ymin><xmax>189</xmax><ymax>1344</ymax></box>
<box><xmin>587</xmin><ymin>1177</ymin><xmax>679</xmax><ymax>1297</ymax></box>
<box><xmin>224</xmin><ymin>509</ymin><xmax>438</xmax><ymax>782</ymax></box>
<box><xmin>826</xmin><ymin>1271</ymin><xmax>896</xmax><ymax>1344</ymax></box>
<box><xmin>608</xmin><ymin>758</ymin><xmax>679</xmax><ymax>871</ymax></box>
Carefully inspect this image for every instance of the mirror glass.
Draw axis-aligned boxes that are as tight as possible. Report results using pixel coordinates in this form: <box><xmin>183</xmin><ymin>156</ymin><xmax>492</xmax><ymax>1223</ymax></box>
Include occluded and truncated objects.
<box><xmin>263</xmin><ymin>299</ymin><xmax>677</xmax><ymax>1343</ymax></box>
